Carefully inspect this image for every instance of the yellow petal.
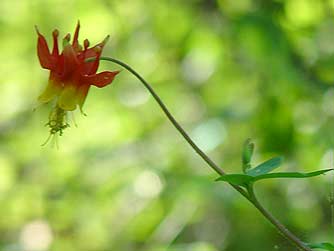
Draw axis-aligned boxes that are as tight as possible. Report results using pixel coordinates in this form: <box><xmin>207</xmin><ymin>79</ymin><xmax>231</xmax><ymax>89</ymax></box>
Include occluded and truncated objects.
<box><xmin>77</xmin><ymin>85</ymin><xmax>90</xmax><ymax>111</ymax></box>
<box><xmin>57</xmin><ymin>84</ymin><xmax>78</xmax><ymax>111</ymax></box>
<box><xmin>38</xmin><ymin>80</ymin><xmax>62</xmax><ymax>103</ymax></box>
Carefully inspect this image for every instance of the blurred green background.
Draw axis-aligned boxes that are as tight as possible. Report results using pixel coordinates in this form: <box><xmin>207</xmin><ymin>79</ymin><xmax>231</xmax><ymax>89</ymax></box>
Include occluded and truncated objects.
<box><xmin>1</xmin><ymin>0</ymin><xmax>334</xmax><ymax>250</ymax></box>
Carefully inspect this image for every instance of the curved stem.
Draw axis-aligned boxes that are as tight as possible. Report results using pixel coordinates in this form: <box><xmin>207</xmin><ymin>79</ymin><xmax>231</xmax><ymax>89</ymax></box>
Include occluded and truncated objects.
<box><xmin>102</xmin><ymin>57</ymin><xmax>225</xmax><ymax>175</ymax></box>
<box><xmin>247</xmin><ymin>186</ymin><xmax>312</xmax><ymax>251</ymax></box>
<box><xmin>96</xmin><ymin>56</ymin><xmax>313</xmax><ymax>251</ymax></box>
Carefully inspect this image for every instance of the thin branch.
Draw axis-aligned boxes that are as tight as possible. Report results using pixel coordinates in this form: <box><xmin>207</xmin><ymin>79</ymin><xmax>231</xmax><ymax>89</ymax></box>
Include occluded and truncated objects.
<box><xmin>95</xmin><ymin>56</ymin><xmax>313</xmax><ymax>251</ymax></box>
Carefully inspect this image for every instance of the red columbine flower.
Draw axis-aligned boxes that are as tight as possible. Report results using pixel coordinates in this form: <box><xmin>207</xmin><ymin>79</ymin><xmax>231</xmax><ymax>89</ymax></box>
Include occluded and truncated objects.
<box><xmin>36</xmin><ymin>21</ymin><xmax>119</xmax><ymax>138</ymax></box>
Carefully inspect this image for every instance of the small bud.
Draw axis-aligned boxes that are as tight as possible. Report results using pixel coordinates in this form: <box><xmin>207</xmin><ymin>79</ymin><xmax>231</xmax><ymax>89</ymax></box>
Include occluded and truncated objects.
<box><xmin>242</xmin><ymin>138</ymin><xmax>254</xmax><ymax>173</ymax></box>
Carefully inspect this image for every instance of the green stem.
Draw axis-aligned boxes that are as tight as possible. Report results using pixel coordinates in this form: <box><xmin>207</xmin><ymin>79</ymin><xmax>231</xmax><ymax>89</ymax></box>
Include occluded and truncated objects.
<box><xmin>97</xmin><ymin>56</ymin><xmax>313</xmax><ymax>251</ymax></box>
<box><xmin>248</xmin><ymin>185</ymin><xmax>311</xmax><ymax>251</ymax></box>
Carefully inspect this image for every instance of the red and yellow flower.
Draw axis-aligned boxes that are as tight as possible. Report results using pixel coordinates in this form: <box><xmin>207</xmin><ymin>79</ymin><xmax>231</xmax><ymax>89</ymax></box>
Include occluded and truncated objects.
<box><xmin>36</xmin><ymin>22</ymin><xmax>119</xmax><ymax>137</ymax></box>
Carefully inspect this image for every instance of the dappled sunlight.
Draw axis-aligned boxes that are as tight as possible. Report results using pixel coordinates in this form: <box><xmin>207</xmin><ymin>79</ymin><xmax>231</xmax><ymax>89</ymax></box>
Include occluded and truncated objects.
<box><xmin>0</xmin><ymin>0</ymin><xmax>333</xmax><ymax>250</ymax></box>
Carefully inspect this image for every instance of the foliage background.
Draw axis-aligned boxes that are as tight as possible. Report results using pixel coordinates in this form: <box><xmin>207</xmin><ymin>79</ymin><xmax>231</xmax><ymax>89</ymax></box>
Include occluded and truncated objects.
<box><xmin>0</xmin><ymin>0</ymin><xmax>334</xmax><ymax>250</ymax></box>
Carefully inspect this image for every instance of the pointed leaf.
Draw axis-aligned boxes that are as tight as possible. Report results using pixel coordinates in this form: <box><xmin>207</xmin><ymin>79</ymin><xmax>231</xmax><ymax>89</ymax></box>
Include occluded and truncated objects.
<box><xmin>307</xmin><ymin>242</ymin><xmax>334</xmax><ymax>251</ymax></box>
<box><xmin>246</xmin><ymin>157</ymin><xmax>283</xmax><ymax>176</ymax></box>
<box><xmin>253</xmin><ymin>169</ymin><xmax>333</xmax><ymax>182</ymax></box>
<box><xmin>216</xmin><ymin>169</ymin><xmax>333</xmax><ymax>187</ymax></box>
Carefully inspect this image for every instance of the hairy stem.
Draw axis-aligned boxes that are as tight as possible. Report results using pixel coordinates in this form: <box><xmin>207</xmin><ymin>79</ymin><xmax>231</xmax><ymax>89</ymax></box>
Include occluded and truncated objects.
<box><xmin>97</xmin><ymin>56</ymin><xmax>312</xmax><ymax>251</ymax></box>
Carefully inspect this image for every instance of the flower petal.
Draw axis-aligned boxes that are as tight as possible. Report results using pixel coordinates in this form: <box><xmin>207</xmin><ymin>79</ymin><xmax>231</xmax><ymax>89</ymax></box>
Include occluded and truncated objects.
<box><xmin>72</xmin><ymin>21</ymin><xmax>81</xmax><ymax>51</ymax></box>
<box><xmin>82</xmin><ymin>71</ymin><xmax>120</xmax><ymax>87</ymax></box>
<box><xmin>82</xmin><ymin>35</ymin><xmax>110</xmax><ymax>74</ymax></box>
<box><xmin>52</xmin><ymin>29</ymin><xmax>59</xmax><ymax>56</ymax></box>
<box><xmin>35</xmin><ymin>26</ymin><xmax>54</xmax><ymax>69</ymax></box>
<box><xmin>38</xmin><ymin>79</ymin><xmax>62</xmax><ymax>103</ymax></box>
<box><xmin>62</xmin><ymin>45</ymin><xmax>80</xmax><ymax>77</ymax></box>
<box><xmin>77</xmin><ymin>84</ymin><xmax>90</xmax><ymax>111</ymax></box>
<box><xmin>58</xmin><ymin>84</ymin><xmax>78</xmax><ymax>111</ymax></box>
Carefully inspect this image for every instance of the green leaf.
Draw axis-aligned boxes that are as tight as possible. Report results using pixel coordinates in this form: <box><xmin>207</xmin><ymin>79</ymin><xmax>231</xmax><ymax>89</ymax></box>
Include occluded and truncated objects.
<box><xmin>216</xmin><ymin>174</ymin><xmax>254</xmax><ymax>186</ymax></box>
<box><xmin>216</xmin><ymin>169</ymin><xmax>333</xmax><ymax>186</ymax></box>
<box><xmin>246</xmin><ymin>156</ymin><xmax>283</xmax><ymax>176</ymax></box>
<box><xmin>307</xmin><ymin>242</ymin><xmax>334</xmax><ymax>251</ymax></box>
<box><xmin>253</xmin><ymin>169</ymin><xmax>333</xmax><ymax>182</ymax></box>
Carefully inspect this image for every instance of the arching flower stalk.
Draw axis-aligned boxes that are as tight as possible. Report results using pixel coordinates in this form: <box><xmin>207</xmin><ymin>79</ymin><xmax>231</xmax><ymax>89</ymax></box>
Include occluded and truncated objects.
<box><xmin>35</xmin><ymin>22</ymin><xmax>324</xmax><ymax>251</ymax></box>
<box><xmin>35</xmin><ymin>21</ymin><xmax>119</xmax><ymax>144</ymax></box>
